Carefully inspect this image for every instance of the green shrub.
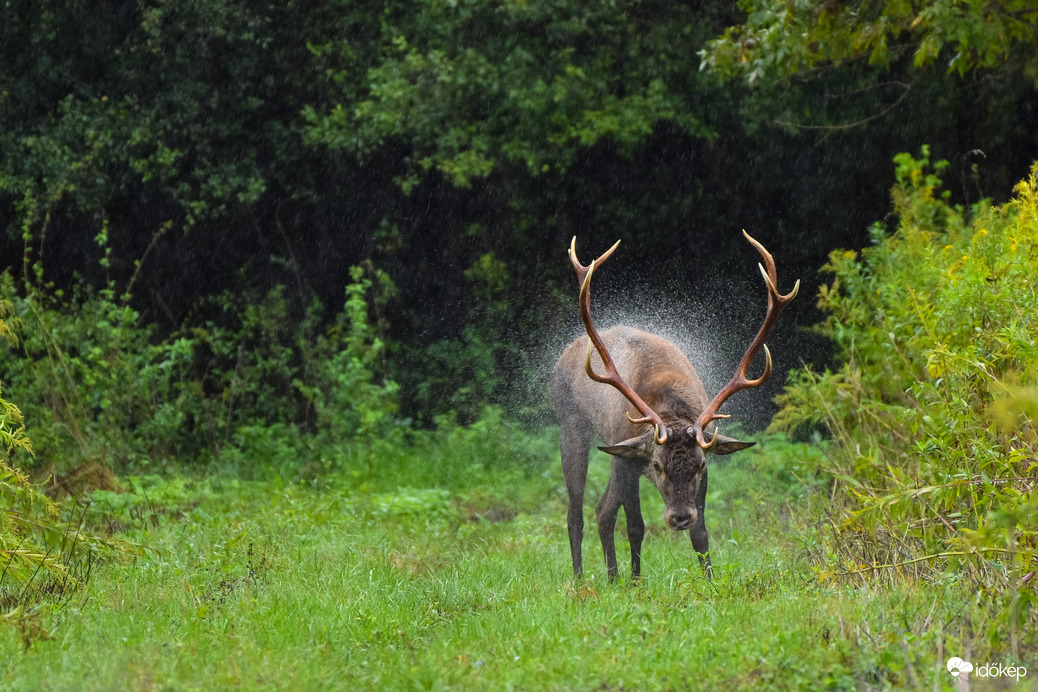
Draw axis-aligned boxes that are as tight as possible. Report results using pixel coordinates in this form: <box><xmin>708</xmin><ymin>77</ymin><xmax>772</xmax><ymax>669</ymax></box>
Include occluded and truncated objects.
<box><xmin>301</xmin><ymin>264</ymin><xmax>400</xmax><ymax>447</ymax></box>
<box><xmin>1</xmin><ymin>309</ymin><xmax>145</xmax><ymax>646</ymax></box>
<box><xmin>403</xmin><ymin>252</ymin><xmax>510</xmax><ymax>425</ymax></box>
<box><xmin>0</xmin><ymin>255</ymin><xmax>402</xmax><ymax>474</ymax></box>
<box><xmin>1</xmin><ymin>274</ymin><xmax>198</xmax><ymax>469</ymax></box>
<box><xmin>774</xmin><ymin>149</ymin><xmax>1038</xmax><ymax>640</ymax></box>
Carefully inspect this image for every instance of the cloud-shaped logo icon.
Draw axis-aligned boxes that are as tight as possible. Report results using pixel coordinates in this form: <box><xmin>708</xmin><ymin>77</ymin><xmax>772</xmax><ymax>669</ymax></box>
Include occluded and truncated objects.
<box><xmin>947</xmin><ymin>657</ymin><xmax>974</xmax><ymax>677</ymax></box>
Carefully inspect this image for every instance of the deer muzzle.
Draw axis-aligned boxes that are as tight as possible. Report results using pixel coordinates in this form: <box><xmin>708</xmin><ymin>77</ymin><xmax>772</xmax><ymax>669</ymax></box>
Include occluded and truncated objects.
<box><xmin>665</xmin><ymin>507</ymin><xmax>697</xmax><ymax>531</ymax></box>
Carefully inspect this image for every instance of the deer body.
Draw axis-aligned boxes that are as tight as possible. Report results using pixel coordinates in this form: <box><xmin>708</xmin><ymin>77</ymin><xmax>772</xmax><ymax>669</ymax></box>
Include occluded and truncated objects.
<box><xmin>553</xmin><ymin>326</ymin><xmax>746</xmax><ymax>580</ymax></box>
<box><xmin>556</xmin><ymin>326</ymin><xmax>710</xmax><ymax>442</ymax></box>
<box><xmin>554</xmin><ymin>233</ymin><xmax>798</xmax><ymax>581</ymax></box>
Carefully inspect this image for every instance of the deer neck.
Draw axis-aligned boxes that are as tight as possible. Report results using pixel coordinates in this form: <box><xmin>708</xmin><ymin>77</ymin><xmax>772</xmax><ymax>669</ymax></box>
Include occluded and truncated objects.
<box><xmin>639</xmin><ymin>371</ymin><xmax>706</xmax><ymax>424</ymax></box>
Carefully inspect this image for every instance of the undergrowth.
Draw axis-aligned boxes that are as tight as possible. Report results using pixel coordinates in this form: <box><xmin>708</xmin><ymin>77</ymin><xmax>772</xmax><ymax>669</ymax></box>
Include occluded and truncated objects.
<box><xmin>773</xmin><ymin>148</ymin><xmax>1038</xmax><ymax>652</ymax></box>
<box><xmin>0</xmin><ymin>193</ymin><xmax>407</xmax><ymax>474</ymax></box>
<box><xmin>1</xmin><ymin>299</ymin><xmax>147</xmax><ymax>649</ymax></box>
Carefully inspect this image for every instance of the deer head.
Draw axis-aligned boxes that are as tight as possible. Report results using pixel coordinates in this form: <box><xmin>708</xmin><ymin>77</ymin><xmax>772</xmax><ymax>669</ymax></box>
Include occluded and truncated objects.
<box><xmin>600</xmin><ymin>424</ymin><xmax>754</xmax><ymax>530</ymax></box>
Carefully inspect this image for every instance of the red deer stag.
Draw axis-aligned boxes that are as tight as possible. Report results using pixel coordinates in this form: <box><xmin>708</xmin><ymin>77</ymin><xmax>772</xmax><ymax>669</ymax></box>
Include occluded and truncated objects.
<box><xmin>552</xmin><ymin>231</ymin><xmax>798</xmax><ymax>580</ymax></box>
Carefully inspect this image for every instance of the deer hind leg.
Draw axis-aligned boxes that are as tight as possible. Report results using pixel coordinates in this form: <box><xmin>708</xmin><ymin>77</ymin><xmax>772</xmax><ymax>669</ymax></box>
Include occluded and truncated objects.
<box><xmin>689</xmin><ymin>466</ymin><xmax>713</xmax><ymax>580</ymax></box>
<box><xmin>561</xmin><ymin>426</ymin><xmax>593</xmax><ymax>578</ymax></box>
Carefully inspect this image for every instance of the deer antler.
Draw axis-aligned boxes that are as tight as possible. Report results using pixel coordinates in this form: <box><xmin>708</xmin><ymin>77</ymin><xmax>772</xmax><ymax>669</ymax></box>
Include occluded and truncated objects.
<box><xmin>692</xmin><ymin>230</ymin><xmax>800</xmax><ymax>449</ymax></box>
<box><xmin>569</xmin><ymin>237</ymin><xmax>668</xmax><ymax>445</ymax></box>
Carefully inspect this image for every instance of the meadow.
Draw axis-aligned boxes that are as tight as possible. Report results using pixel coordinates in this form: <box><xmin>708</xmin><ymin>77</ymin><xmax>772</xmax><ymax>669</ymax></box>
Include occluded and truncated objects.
<box><xmin>2</xmin><ymin>434</ymin><xmax>1022</xmax><ymax>691</ymax></box>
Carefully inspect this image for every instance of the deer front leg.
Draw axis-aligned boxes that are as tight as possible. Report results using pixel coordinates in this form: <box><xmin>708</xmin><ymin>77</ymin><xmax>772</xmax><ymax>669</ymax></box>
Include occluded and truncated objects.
<box><xmin>596</xmin><ymin>471</ymin><xmax>624</xmax><ymax>580</ymax></box>
<box><xmin>690</xmin><ymin>520</ymin><xmax>712</xmax><ymax>580</ymax></box>
<box><xmin>690</xmin><ymin>467</ymin><xmax>712</xmax><ymax>580</ymax></box>
<box><xmin>616</xmin><ymin>465</ymin><xmax>644</xmax><ymax>579</ymax></box>
<box><xmin>567</xmin><ymin>496</ymin><xmax>585</xmax><ymax>578</ymax></box>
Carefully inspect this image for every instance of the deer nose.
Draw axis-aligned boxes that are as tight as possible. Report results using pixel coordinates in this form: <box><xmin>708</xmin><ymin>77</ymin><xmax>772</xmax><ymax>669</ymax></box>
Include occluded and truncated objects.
<box><xmin>665</xmin><ymin>510</ymin><xmax>692</xmax><ymax>531</ymax></box>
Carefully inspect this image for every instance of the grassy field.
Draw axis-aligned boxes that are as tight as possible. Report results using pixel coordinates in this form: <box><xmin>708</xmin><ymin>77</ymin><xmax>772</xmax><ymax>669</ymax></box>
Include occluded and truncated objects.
<box><xmin>1</xmin><ymin>437</ymin><xmax>1030</xmax><ymax>691</ymax></box>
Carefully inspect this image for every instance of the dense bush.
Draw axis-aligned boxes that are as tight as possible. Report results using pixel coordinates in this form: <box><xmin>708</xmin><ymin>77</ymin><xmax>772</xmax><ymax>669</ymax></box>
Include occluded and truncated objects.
<box><xmin>774</xmin><ymin>149</ymin><xmax>1038</xmax><ymax>643</ymax></box>
<box><xmin>0</xmin><ymin>246</ymin><xmax>401</xmax><ymax>473</ymax></box>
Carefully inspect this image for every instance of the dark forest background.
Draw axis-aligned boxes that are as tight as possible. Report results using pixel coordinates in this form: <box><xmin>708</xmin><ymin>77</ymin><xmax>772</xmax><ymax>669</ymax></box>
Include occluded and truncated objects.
<box><xmin>2</xmin><ymin>0</ymin><xmax>1036</xmax><ymax>468</ymax></box>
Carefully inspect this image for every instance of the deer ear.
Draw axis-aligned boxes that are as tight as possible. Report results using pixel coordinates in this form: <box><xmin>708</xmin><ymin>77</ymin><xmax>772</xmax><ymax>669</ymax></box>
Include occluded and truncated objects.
<box><xmin>706</xmin><ymin>435</ymin><xmax>756</xmax><ymax>456</ymax></box>
<box><xmin>598</xmin><ymin>432</ymin><xmax>654</xmax><ymax>460</ymax></box>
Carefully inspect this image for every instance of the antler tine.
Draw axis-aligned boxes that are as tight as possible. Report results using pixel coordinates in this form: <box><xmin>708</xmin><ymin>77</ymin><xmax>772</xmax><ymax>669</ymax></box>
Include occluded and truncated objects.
<box><xmin>744</xmin><ymin>229</ymin><xmax>800</xmax><ymax>305</ymax></box>
<box><xmin>571</xmin><ymin>237</ymin><xmax>668</xmax><ymax>445</ymax></box>
<box><xmin>569</xmin><ymin>236</ymin><xmax>621</xmax><ymax>286</ymax></box>
<box><xmin>693</xmin><ymin>231</ymin><xmax>799</xmax><ymax>449</ymax></box>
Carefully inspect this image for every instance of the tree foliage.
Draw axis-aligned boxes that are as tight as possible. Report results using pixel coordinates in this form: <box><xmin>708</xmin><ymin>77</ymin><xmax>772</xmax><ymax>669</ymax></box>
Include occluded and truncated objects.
<box><xmin>304</xmin><ymin>0</ymin><xmax>716</xmax><ymax>190</ymax></box>
<box><xmin>703</xmin><ymin>0</ymin><xmax>1038</xmax><ymax>83</ymax></box>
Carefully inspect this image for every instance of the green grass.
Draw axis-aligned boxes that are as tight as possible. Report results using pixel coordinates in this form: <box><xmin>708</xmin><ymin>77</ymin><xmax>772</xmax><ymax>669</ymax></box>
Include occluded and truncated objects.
<box><xmin>0</xmin><ymin>438</ymin><xmax>1030</xmax><ymax>690</ymax></box>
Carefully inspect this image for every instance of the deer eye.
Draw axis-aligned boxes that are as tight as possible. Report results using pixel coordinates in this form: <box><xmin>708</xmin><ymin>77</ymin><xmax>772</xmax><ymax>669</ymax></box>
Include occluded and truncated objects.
<box><xmin>652</xmin><ymin>460</ymin><xmax>663</xmax><ymax>474</ymax></box>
